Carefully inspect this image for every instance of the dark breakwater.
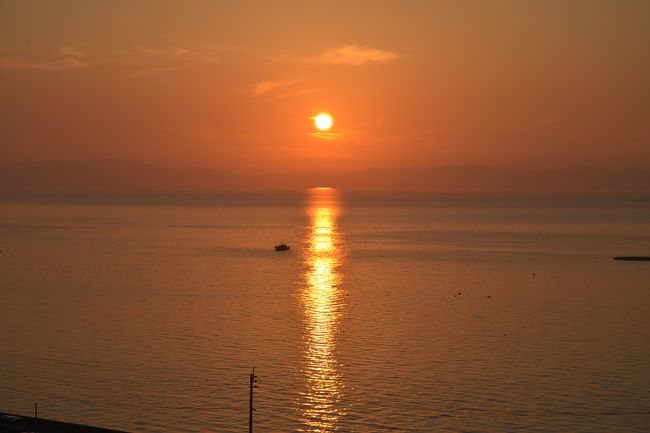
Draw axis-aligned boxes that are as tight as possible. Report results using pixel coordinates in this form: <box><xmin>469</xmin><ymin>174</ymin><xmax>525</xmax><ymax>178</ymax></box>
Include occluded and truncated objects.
<box><xmin>0</xmin><ymin>412</ymin><xmax>129</xmax><ymax>433</ymax></box>
<box><xmin>614</xmin><ymin>256</ymin><xmax>650</xmax><ymax>261</ymax></box>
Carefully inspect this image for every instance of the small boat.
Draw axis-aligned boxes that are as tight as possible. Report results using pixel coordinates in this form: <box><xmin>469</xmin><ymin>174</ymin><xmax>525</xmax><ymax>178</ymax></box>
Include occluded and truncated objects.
<box><xmin>274</xmin><ymin>243</ymin><xmax>290</xmax><ymax>251</ymax></box>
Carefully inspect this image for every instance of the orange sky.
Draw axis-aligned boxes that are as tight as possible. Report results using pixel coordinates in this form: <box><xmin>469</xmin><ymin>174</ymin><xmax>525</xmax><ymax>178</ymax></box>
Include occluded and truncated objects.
<box><xmin>1</xmin><ymin>1</ymin><xmax>648</xmax><ymax>174</ymax></box>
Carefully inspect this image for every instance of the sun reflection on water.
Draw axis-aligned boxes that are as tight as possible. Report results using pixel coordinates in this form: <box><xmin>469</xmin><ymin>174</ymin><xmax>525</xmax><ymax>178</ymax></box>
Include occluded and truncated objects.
<box><xmin>299</xmin><ymin>188</ymin><xmax>346</xmax><ymax>432</ymax></box>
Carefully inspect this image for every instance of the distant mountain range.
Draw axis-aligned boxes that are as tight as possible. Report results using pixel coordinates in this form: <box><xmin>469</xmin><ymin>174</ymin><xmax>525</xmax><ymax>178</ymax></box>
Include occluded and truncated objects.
<box><xmin>0</xmin><ymin>159</ymin><xmax>648</xmax><ymax>193</ymax></box>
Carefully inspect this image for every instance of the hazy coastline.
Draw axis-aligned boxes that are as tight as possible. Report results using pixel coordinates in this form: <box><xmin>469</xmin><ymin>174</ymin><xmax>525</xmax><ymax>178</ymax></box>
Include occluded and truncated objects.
<box><xmin>1</xmin><ymin>159</ymin><xmax>649</xmax><ymax>194</ymax></box>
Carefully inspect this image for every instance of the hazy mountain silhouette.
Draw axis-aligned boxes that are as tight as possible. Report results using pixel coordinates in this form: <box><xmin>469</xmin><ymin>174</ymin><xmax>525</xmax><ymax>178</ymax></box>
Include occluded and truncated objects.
<box><xmin>1</xmin><ymin>159</ymin><xmax>648</xmax><ymax>193</ymax></box>
<box><xmin>0</xmin><ymin>159</ymin><xmax>240</xmax><ymax>191</ymax></box>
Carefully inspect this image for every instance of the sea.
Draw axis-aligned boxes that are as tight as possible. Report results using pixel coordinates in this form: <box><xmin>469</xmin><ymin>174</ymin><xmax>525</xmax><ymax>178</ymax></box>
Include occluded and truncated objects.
<box><xmin>1</xmin><ymin>189</ymin><xmax>649</xmax><ymax>433</ymax></box>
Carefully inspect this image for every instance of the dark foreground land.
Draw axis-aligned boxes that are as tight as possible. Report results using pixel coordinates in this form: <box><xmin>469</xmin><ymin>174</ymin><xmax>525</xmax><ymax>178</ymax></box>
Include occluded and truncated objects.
<box><xmin>0</xmin><ymin>413</ymin><xmax>129</xmax><ymax>433</ymax></box>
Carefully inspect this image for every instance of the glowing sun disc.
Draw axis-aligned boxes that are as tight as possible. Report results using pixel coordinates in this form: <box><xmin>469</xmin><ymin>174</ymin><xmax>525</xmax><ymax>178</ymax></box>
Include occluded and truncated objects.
<box><xmin>314</xmin><ymin>113</ymin><xmax>333</xmax><ymax>131</ymax></box>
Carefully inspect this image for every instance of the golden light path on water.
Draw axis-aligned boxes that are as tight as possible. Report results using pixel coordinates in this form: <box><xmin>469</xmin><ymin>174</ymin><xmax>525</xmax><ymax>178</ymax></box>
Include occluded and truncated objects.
<box><xmin>299</xmin><ymin>188</ymin><xmax>346</xmax><ymax>432</ymax></box>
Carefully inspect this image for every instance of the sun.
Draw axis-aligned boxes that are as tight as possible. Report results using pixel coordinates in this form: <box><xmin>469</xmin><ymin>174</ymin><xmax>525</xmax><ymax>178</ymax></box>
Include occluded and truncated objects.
<box><xmin>314</xmin><ymin>113</ymin><xmax>333</xmax><ymax>131</ymax></box>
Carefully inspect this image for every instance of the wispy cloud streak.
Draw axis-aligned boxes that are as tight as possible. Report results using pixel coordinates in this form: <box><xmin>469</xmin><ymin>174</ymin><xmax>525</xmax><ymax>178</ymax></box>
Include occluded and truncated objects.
<box><xmin>315</xmin><ymin>44</ymin><xmax>398</xmax><ymax>65</ymax></box>
<box><xmin>122</xmin><ymin>45</ymin><xmax>221</xmax><ymax>78</ymax></box>
<box><xmin>134</xmin><ymin>45</ymin><xmax>220</xmax><ymax>63</ymax></box>
<box><xmin>0</xmin><ymin>45</ymin><xmax>91</xmax><ymax>71</ymax></box>
<box><xmin>273</xmin><ymin>88</ymin><xmax>317</xmax><ymax>99</ymax></box>
<box><xmin>123</xmin><ymin>65</ymin><xmax>187</xmax><ymax>78</ymax></box>
<box><xmin>58</xmin><ymin>46</ymin><xmax>85</xmax><ymax>57</ymax></box>
<box><xmin>251</xmin><ymin>78</ymin><xmax>303</xmax><ymax>97</ymax></box>
<box><xmin>0</xmin><ymin>56</ymin><xmax>91</xmax><ymax>71</ymax></box>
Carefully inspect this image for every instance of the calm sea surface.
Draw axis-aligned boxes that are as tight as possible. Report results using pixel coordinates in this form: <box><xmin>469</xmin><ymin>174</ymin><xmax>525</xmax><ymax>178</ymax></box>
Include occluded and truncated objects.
<box><xmin>1</xmin><ymin>190</ymin><xmax>649</xmax><ymax>433</ymax></box>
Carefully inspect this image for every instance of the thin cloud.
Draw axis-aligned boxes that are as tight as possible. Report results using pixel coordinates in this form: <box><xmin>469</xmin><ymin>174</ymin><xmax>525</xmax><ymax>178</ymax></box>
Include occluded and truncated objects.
<box><xmin>123</xmin><ymin>65</ymin><xmax>187</xmax><ymax>79</ymax></box>
<box><xmin>0</xmin><ymin>45</ymin><xmax>92</xmax><ymax>71</ymax></box>
<box><xmin>134</xmin><ymin>45</ymin><xmax>220</xmax><ymax>63</ymax></box>
<box><xmin>251</xmin><ymin>78</ymin><xmax>303</xmax><ymax>97</ymax></box>
<box><xmin>310</xmin><ymin>130</ymin><xmax>344</xmax><ymax>140</ymax></box>
<box><xmin>273</xmin><ymin>88</ymin><xmax>317</xmax><ymax>100</ymax></box>
<box><xmin>134</xmin><ymin>45</ymin><xmax>168</xmax><ymax>56</ymax></box>
<box><xmin>216</xmin><ymin>44</ymin><xmax>250</xmax><ymax>53</ymax></box>
<box><xmin>315</xmin><ymin>44</ymin><xmax>398</xmax><ymax>65</ymax></box>
<box><xmin>123</xmin><ymin>45</ymin><xmax>220</xmax><ymax>78</ymax></box>
<box><xmin>58</xmin><ymin>45</ymin><xmax>85</xmax><ymax>57</ymax></box>
<box><xmin>0</xmin><ymin>56</ymin><xmax>91</xmax><ymax>71</ymax></box>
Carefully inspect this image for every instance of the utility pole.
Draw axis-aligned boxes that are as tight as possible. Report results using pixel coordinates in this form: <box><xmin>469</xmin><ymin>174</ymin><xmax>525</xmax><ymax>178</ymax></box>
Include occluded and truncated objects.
<box><xmin>249</xmin><ymin>367</ymin><xmax>257</xmax><ymax>433</ymax></box>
